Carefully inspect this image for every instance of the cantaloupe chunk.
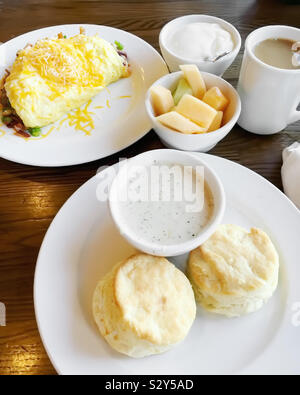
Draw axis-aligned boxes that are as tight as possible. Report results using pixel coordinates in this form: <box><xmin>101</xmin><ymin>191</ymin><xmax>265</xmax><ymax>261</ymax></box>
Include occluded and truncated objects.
<box><xmin>150</xmin><ymin>85</ymin><xmax>174</xmax><ymax>115</ymax></box>
<box><xmin>202</xmin><ymin>87</ymin><xmax>229</xmax><ymax>111</ymax></box>
<box><xmin>179</xmin><ymin>64</ymin><xmax>206</xmax><ymax>99</ymax></box>
<box><xmin>208</xmin><ymin>111</ymin><xmax>223</xmax><ymax>132</ymax></box>
<box><xmin>176</xmin><ymin>94</ymin><xmax>217</xmax><ymax>129</ymax></box>
<box><xmin>157</xmin><ymin>111</ymin><xmax>207</xmax><ymax>134</ymax></box>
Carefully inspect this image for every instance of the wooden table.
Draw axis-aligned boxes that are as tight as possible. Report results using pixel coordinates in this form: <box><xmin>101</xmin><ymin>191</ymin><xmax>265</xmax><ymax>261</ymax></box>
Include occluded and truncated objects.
<box><xmin>0</xmin><ymin>0</ymin><xmax>299</xmax><ymax>375</ymax></box>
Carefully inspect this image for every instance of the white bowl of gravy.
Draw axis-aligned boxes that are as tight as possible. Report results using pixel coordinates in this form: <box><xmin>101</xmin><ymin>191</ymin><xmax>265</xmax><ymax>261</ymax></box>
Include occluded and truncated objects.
<box><xmin>109</xmin><ymin>149</ymin><xmax>225</xmax><ymax>257</ymax></box>
<box><xmin>159</xmin><ymin>14</ymin><xmax>241</xmax><ymax>76</ymax></box>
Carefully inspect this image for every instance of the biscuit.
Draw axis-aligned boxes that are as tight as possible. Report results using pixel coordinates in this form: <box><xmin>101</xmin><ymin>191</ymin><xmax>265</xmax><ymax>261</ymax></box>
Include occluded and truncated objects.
<box><xmin>93</xmin><ymin>253</ymin><xmax>196</xmax><ymax>357</ymax></box>
<box><xmin>187</xmin><ymin>224</ymin><xmax>279</xmax><ymax>317</ymax></box>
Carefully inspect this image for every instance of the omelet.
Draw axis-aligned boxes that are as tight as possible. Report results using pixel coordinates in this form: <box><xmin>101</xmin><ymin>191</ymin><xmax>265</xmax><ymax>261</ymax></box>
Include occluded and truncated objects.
<box><xmin>4</xmin><ymin>34</ymin><xmax>129</xmax><ymax>128</ymax></box>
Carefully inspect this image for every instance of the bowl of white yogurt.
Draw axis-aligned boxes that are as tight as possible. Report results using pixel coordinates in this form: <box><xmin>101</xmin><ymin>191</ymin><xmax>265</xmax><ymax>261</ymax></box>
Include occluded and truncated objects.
<box><xmin>109</xmin><ymin>149</ymin><xmax>225</xmax><ymax>257</ymax></box>
<box><xmin>159</xmin><ymin>14</ymin><xmax>241</xmax><ymax>76</ymax></box>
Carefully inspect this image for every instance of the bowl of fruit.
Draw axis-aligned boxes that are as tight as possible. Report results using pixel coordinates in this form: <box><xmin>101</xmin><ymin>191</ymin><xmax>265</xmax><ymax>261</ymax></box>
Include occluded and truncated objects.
<box><xmin>145</xmin><ymin>64</ymin><xmax>241</xmax><ymax>152</ymax></box>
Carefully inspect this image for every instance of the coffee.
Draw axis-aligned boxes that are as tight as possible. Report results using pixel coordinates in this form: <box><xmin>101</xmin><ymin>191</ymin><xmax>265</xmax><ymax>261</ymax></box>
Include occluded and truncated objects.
<box><xmin>254</xmin><ymin>38</ymin><xmax>300</xmax><ymax>69</ymax></box>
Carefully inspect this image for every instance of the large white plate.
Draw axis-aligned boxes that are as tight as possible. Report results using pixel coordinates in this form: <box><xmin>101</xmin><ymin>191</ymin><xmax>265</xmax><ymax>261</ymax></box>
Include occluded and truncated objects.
<box><xmin>0</xmin><ymin>24</ymin><xmax>168</xmax><ymax>166</ymax></box>
<box><xmin>34</xmin><ymin>152</ymin><xmax>300</xmax><ymax>375</ymax></box>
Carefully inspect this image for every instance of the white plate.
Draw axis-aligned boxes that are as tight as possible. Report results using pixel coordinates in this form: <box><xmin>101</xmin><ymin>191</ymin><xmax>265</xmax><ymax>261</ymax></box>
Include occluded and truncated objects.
<box><xmin>0</xmin><ymin>24</ymin><xmax>168</xmax><ymax>166</ymax></box>
<box><xmin>34</xmin><ymin>152</ymin><xmax>300</xmax><ymax>375</ymax></box>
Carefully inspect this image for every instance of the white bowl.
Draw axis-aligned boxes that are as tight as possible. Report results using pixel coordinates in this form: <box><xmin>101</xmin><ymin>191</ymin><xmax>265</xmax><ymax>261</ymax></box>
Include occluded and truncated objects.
<box><xmin>159</xmin><ymin>14</ymin><xmax>241</xmax><ymax>76</ymax></box>
<box><xmin>109</xmin><ymin>149</ymin><xmax>225</xmax><ymax>257</ymax></box>
<box><xmin>145</xmin><ymin>71</ymin><xmax>241</xmax><ymax>152</ymax></box>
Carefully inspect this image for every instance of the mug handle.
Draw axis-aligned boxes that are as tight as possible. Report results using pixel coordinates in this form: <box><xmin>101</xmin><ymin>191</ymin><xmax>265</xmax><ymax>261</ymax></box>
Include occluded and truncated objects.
<box><xmin>289</xmin><ymin>109</ymin><xmax>300</xmax><ymax>124</ymax></box>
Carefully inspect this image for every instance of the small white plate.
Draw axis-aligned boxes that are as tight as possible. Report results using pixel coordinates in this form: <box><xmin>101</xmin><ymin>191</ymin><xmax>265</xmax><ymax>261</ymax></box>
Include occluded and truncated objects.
<box><xmin>34</xmin><ymin>152</ymin><xmax>300</xmax><ymax>375</ymax></box>
<box><xmin>0</xmin><ymin>24</ymin><xmax>168</xmax><ymax>166</ymax></box>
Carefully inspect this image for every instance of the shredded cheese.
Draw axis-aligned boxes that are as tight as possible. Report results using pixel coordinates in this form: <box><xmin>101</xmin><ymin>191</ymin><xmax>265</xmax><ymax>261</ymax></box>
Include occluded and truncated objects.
<box><xmin>59</xmin><ymin>100</ymin><xmax>95</xmax><ymax>135</ymax></box>
<box><xmin>11</xmin><ymin>35</ymin><xmax>104</xmax><ymax>88</ymax></box>
<box><xmin>5</xmin><ymin>35</ymin><xmax>107</xmax><ymax>103</ymax></box>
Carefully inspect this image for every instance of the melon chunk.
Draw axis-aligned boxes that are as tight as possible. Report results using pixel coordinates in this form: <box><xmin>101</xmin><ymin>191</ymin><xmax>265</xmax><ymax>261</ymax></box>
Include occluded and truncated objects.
<box><xmin>176</xmin><ymin>94</ymin><xmax>217</xmax><ymax>129</ymax></box>
<box><xmin>157</xmin><ymin>111</ymin><xmax>207</xmax><ymax>134</ymax></box>
<box><xmin>208</xmin><ymin>111</ymin><xmax>223</xmax><ymax>132</ymax></box>
<box><xmin>150</xmin><ymin>85</ymin><xmax>174</xmax><ymax>115</ymax></box>
<box><xmin>179</xmin><ymin>64</ymin><xmax>206</xmax><ymax>99</ymax></box>
<box><xmin>173</xmin><ymin>78</ymin><xmax>193</xmax><ymax>105</ymax></box>
<box><xmin>202</xmin><ymin>87</ymin><xmax>229</xmax><ymax>111</ymax></box>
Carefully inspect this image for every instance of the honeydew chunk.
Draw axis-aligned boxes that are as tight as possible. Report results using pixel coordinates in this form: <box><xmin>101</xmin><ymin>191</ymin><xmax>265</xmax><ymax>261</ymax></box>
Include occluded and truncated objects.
<box><xmin>150</xmin><ymin>85</ymin><xmax>174</xmax><ymax>115</ymax></box>
<box><xmin>202</xmin><ymin>86</ymin><xmax>229</xmax><ymax>111</ymax></box>
<box><xmin>208</xmin><ymin>111</ymin><xmax>223</xmax><ymax>132</ymax></box>
<box><xmin>156</xmin><ymin>111</ymin><xmax>207</xmax><ymax>134</ymax></box>
<box><xmin>176</xmin><ymin>94</ymin><xmax>217</xmax><ymax>129</ymax></box>
<box><xmin>179</xmin><ymin>64</ymin><xmax>206</xmax><ymax>99</ymax></box>
<box><xmin>173</xmin><ymin>78</ymin><xmax>193</xmax><ymax>105</ymax></box>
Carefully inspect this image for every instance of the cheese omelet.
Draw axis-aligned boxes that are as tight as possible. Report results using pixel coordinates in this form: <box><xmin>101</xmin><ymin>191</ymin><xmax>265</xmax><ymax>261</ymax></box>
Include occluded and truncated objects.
<box><xmin>4</xmin><ymin>34</ymin><xmax>128</xmax><ymax>128</ymax></box>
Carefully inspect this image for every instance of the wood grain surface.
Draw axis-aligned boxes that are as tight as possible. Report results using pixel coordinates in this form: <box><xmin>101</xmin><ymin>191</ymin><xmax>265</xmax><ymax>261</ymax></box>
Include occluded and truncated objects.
<box><xmin>0</xmin><ymin>0</ymin><xmax>299</xmax><ymax>375</ymax></box>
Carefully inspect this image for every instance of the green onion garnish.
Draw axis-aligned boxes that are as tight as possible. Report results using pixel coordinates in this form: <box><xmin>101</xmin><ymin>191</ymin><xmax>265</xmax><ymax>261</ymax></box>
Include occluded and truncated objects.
<box><xmin>114</xmin><ymin>40</ymin><xmax>124</xmax><ymax>51</ymax></box>
<box><xmin>28</xmin><ymin>127</ymin><xmax>41</xmax><ymax>137</ymax></box>
<box><xmin>2</xmin><ymin>116</ymin><xmax>12</xmax><ymax>124</ymax></box>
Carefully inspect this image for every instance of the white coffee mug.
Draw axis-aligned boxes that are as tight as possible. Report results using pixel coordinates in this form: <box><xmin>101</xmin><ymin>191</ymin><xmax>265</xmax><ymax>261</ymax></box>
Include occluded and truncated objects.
<box><xmin>237</xmin><ymin>25</ymin><xmax>300</xmax><ymax>135</ymax></box>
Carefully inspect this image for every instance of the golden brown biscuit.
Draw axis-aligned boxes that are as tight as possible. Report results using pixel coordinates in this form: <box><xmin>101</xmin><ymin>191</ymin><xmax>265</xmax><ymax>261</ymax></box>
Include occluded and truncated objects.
<box><xmin>187</xmin><ymin>224</ymin><xmax>279</xmax><ymax>317</ymax></box>
<box><xmin>93</xmin><ymin>253</ymin><xmax>196</xmax><ymax>357</ymax></box>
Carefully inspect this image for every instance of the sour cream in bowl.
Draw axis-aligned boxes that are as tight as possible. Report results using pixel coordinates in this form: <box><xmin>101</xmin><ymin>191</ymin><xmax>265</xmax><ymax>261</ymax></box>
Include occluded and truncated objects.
<box><xmin>159</xmin><ymin>14</ymin><xmax>241</xmax><ymax>76</ymax></box>
<box><xmin>109</xmin><ymin>149</ymin><xmax>225</xmax><ymax>257</ymax></box>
